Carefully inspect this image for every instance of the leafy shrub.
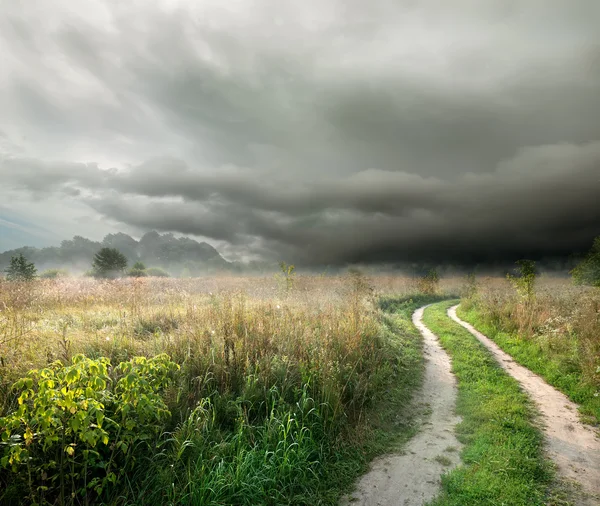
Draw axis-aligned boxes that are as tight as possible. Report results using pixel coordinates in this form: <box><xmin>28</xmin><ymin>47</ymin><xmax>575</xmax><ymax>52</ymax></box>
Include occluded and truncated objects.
<box><xmin>275</xmin><ymin>262</ymin><xmax>295</xmax><ymax>292</ymax></box>
<box><xmin>507</xmin><ymin>259</ymin><xmax>537</xmax><ymax>302</ymax></box>
<box><xmin>128</xmin><ymin>268</ymin><xmax>147</xmax><ymax>277</ymax></box>
<box><xmin>0</xmin><ymin>354</ymin><xmax>178</xmax><ymax>505</ymax></box>
<box><xmin>417</xmin><ymin>269</ymin><xmax>439</xmax><ymax>294</ymax></box>
<box><xmin>571</xmin><ymin>236</ymin><xmax>600</xmax><ymax>287</ymax></box>
<box><xmin>40</xmin><ymin>269</ymin><xmax>70</xmax><ymax>279</ymax></box>
<box><xmin>145</xmin><ymin>267</ymin><xmax>169</xmax><ymax>277</ymax></box>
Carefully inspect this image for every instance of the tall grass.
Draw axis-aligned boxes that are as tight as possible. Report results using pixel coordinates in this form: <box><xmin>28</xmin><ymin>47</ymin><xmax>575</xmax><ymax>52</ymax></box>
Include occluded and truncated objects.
<box><xmin>0</xmin><ymin>274</ymin><xmax>451</xmax><ymax>505</ymax></box>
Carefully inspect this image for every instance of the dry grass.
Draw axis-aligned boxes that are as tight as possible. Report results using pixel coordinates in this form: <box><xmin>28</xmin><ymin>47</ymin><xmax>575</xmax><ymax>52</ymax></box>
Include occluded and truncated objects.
<box><xmin>0</xmin><ymin>273</ymin><xmax>460</xmax><ymax>504</ymax></box>
<box><xmin>0</xmin><ymin>274</ymin><xmax>460</xmax><ymax>417</ymax></box>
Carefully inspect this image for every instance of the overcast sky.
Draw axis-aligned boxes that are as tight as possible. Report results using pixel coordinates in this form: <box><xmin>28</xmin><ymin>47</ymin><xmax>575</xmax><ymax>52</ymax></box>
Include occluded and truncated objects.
<box><xmin>1</xmin><ymin>0</ymin><xmax>599</xmax><ymax>265</ymax></box>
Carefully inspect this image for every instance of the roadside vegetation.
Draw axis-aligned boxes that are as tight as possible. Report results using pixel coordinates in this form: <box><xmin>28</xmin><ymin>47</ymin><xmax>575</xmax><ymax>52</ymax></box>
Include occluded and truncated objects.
<box><xmin>423</xmin><ymin>301</ymin><xmax>552</xmax><ymax>506</ymax></box>
<box><xmin>459</xmin><ymin>270</ymin><xmax>600</xmax><ymax>425</ymax></box>
<box><xmin>0</xmin><ymin>273</ymin><xmax>454</xmax><ymax>505</ymax></box>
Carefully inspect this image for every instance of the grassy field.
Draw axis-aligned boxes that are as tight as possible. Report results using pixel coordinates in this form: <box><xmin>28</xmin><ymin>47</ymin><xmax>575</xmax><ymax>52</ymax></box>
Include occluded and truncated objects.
<box><xmin>2</xmin><ymin>272</ymin><xmax>595</xmax><ymax>505</ymax></box>
<box><xmin>422</xmin><ymin>301</ymin><xmax>552</xmax><ymax>506</ymax></box>
<box><xmin>0</xmin><ymin>274</ymin><xmax>456</xmax><ymax>505</ymax></box>
<box><xmin>459</xmin><ymin>277</ymin><xmax>600</xmax><ymax>425</ymax></box>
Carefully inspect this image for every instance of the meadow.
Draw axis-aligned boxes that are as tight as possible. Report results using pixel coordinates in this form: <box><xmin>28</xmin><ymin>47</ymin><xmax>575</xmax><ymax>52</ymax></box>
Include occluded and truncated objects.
<box><xmin>0</xmin><ymin>272</ymin><xmax>597</xmax><ymax>505</ymax></box>
<box><xmin>0</xmin><ymin>273</ymin><xmax>456</xmax><ymax>505</ymax></box>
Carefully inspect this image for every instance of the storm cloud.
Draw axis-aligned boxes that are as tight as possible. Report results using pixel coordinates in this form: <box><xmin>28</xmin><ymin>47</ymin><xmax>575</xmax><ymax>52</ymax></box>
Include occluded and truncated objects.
<box><xmin>1</xmin><ymin>0</ymin><xmax>599</xmax><ymax>265</ymax></box>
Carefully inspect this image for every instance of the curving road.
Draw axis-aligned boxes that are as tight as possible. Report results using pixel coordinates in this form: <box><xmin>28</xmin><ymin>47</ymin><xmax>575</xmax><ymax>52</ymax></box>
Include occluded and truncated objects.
<box><xmin>342</xmin><ymin>306</ymin><xmax>462</xmax><ymax>506</ymax></box>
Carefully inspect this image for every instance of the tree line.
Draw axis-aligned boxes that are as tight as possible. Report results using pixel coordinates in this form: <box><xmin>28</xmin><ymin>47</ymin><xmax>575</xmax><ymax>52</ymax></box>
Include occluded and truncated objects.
<box><xmin>4</xmin><ymin>236</ymin><xmax>600</xmax><ymax>286</ymax></box>
<box><xmin>0</xmin><ymin>231</ymin><xmax>230</xmax><ymax>277</ymax></box>
<box><xmin>4</xmin><ymin>248</ymin><xmax>169</xmax><ymax>281</ymax></box>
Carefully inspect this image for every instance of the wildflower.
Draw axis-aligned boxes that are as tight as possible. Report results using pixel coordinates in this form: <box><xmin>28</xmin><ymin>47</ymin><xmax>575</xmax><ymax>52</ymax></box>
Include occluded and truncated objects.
<box><xmin>105</xmin><ymin>336</ymin><xmax>110</xmax><ymax>341</ymax></box>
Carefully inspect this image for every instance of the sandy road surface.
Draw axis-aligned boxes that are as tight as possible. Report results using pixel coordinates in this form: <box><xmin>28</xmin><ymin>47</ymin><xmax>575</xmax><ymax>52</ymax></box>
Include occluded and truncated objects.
<box><xmin>342</xmin><ymin>306</ymin><xmax>462</xmax><ymax>506</ymax></box>
<box><xmin>449</xmin><ymin>305</ymin><xmax>600</xmax><ymax>506</ymax></box>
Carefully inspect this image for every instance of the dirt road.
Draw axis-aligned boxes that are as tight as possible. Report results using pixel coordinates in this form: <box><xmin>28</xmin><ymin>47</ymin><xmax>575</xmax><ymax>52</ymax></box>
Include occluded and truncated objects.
<box><xmin>449</xmin><ymin>305</ymin><xmax>600</xmax><ymax>506</ymax></box>
<box><xmin>342</xmin><ymin>306</ymin><xmax>462</xmax><ymax>506</ymax></box>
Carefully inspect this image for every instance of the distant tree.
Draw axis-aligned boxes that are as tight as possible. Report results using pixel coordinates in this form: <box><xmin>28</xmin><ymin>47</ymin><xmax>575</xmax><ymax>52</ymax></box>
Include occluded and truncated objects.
<box><xmin>571</xmin><ymin>237</ymin><xmax>600</xmax><ymax>287</ymax></box>
<box><xmin>91</xmin><ymin>248</ymin><xmax>128</xmax><ymax>279</ymax></box>
<box><xmin>4</xmin><ymin>253</ymin><xmax>37</xmax><ymax>281</ymax></box>
<box><xmin>132</xmin><ymin>261</ymin><xmax>146</xmax><ymax>270</ymax></box>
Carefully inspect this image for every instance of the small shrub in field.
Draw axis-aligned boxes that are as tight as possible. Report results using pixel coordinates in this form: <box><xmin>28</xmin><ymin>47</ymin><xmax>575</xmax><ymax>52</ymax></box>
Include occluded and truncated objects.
<box><xmin>507</xmin><ymin>259</ymin><xmax>537</xmax><ymax>302</ymax></box>
<box><xmin>40</xmin><ymin>269</ymin><xmax>70</xmax><ymax>279</ymax></box>
<box><xmin>145</xmin><ymin>267</ymin><xmax>169</xmax><ymax>277</ymax></box>
<box><xmin>128</xmin><ymin>268</ymin><xmax>147</xmax><ymax>277</ymax></box>
<box><xmin>0</xmin><ymin>354</ymin><xmax>178</xmax><ymax>505</ymax></box>
<box><xmin>417</xmin><ymin>269</ymin><xmax>439</xmax><ymax>295</ymax></box>
<box><xmin>276</xmin><ymin>262</ymin><xmax>295</xmax><ymax>292</ymax></box>
<box><xmin>571</xmin><ymin>236</ymin><xmax>600</xmax><ymax>287</ymax></box>
<box><xmin>4</xmin><ymin>254</ymin><xmax>37</xmax><ymax>281</ymax></box>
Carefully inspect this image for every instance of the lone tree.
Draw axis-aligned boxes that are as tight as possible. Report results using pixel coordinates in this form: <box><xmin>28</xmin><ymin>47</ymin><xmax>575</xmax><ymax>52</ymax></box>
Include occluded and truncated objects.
<box><xmin>92</xmin><ymin>248</ymin><xmax>128</xmax><ymax>279</ymax></box>
<box><xmin>4</xmin><ymin>253</ymin><xmax>37</xmax><ymax>281</ymax></box>
<box><xmin>571</xmin><ymin>236</ymin><xmax>600</xmax><ymax>287</ymax></box>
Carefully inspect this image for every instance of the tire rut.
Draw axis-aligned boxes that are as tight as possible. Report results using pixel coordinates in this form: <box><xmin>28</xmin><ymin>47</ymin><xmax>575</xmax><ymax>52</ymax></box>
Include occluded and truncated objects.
<box><xmin>449</xmin><ymin>305</ymin><xmax>600</xmax><ymax>506</ymax></box>
<box><xmin>341</xmin><ymin>306</ymin><xmax>462</xmax><ymax>506</ymax></box>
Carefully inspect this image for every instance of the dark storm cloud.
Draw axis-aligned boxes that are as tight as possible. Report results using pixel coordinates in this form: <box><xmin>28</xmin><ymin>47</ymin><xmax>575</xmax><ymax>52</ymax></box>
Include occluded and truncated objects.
<box><xmin>1</xmin><ymin>0</ymin><xmax>600</xmax><ymax>264</ymax></box>
<box><xmin>3</xmin><ymin>140</ymin><xmax>599</xmax><ymax>265</ymax></box>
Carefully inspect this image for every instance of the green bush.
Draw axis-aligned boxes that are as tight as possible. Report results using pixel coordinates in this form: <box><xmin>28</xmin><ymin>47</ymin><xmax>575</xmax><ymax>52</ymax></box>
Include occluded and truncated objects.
<box><xmin>145</xmin><ymin>267</ymin><xmax>169</xmax><ymax>277</ymax></box>
<box><xmin>40</xmin><ymin>269</ymin><xmax>70</xmax><ymax>279</ymax></box>
<box><xmin>0</xmin><ymin>354</ymin><xmax>178</xmax><ymax>505</ymax></box>
<box><xmin>507</xmin><ymin>259</ymin><xmax>537</xmax><ymax>302</ymax></box>
<box><xmin>571</xmin><ymin>237</ymin><xmax>600</xmax><ymax>287</ymax></box>
<box><xmin>128</xmin><ymin>268</ymin><xmax>147</xmax><ymax>277</ymax></box>
<box><xmin>417</xmin><ymin>269</ymin><xmax>440</xmax><ymax>294</ymax></box>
